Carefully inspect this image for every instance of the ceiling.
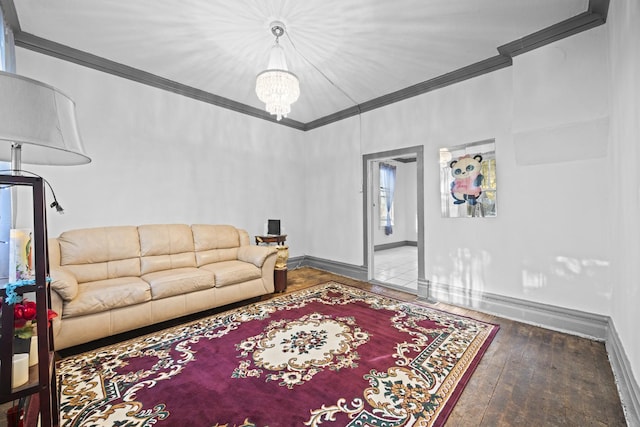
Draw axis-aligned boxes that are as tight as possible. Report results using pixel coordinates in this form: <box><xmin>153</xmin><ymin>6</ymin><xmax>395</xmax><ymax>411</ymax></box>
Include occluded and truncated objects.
<box><xmin>3</xmin><ymin>0</ymin><xmax>608</xmax><ymax>130</ymax></box>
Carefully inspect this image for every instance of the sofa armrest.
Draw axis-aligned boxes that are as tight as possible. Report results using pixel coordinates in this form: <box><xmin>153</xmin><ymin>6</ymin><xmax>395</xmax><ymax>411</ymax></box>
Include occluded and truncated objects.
<box><xmin>49</xmin><ymin>289</ymin><xmax>64</xmax><ymax>345</ymax></box>
<box><xmin>238</xmin><ymin>245</ymin><xmax>277</xmax><ymax>268</ymax></box>
<box><xmin>50</xmin><ymin>267</ymin><xmax>79</xmax><ymax>302</ymax></box>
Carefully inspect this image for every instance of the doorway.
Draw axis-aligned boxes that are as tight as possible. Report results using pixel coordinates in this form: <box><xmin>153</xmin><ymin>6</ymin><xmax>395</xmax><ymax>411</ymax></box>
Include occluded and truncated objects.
<box><xmin>362</xmin><ymin>146</ymin><xmax>425</xmax><ymax>295</ymax></box>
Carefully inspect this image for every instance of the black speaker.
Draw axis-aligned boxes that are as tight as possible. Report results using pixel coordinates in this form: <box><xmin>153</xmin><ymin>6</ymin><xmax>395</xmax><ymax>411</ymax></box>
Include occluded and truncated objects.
<box><xmin>267</xmin><ymin>219</ymin><xmax>281</xmax><ymax>235</ymax></box>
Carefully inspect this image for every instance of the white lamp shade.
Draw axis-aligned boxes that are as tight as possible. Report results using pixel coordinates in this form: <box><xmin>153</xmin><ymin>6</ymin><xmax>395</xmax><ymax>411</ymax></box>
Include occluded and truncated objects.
<box><xmin>0</xmin><ymin>70</ymin><xmax>90</xmax><ymax>165</ymax></box>
<box><xmin>266</xmin><ymin>43</ymin><xmax>289</xmax><ymax>71</ymax></box>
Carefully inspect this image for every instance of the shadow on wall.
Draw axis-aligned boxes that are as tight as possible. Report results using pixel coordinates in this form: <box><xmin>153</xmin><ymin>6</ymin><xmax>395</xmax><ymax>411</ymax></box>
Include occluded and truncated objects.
<box><xmin>431</xmin><ymin>248</ymin><xmax>491</xmax><ymax>308</ymax></box>
<box><xmin>432</xmin><ymin>252</ymin><xmax>610</xmax><ymax>308</ymax></box>
<box><xmin>522</xmin><ymin>255</ymin><xmax>611</xmax><ymax>299</ymax></box>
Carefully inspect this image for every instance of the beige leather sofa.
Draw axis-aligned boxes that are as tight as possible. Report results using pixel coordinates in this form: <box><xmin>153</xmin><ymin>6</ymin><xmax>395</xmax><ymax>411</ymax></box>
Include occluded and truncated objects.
<box><xmin>48</xmin><ymin>224</ymin><xmax>277</xmax><ymax>350</ymax></box>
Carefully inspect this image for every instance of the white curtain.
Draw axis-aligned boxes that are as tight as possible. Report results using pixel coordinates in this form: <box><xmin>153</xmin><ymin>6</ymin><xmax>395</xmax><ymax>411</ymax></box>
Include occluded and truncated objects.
<box><xmin>380</xmin><ymin>162</ymin><xmax>396</xmax><ymax>235</ymax></box>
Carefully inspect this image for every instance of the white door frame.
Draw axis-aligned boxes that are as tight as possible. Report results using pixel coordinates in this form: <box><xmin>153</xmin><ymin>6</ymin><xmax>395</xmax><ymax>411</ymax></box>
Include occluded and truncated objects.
<box><xmin>362</xmin><ymin>146</ymin><xmax>426</xmax><ymax>297</ymax></box>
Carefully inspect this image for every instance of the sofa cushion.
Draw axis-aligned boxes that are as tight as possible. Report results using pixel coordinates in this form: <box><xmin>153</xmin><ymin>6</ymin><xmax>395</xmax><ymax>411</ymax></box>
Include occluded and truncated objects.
<box><xmin>237</xmin><ymin>229</ymin><xmax>250</xmax><ymax>246</ymax></box>
<box><xmin>195</xmin><ymin>248</ymin><xmax>239</xmax><ymax>266</ymax></box>
<box><xmin>63</xmin><ymin>259</ymin><xmax>142</xmax><ymax>285</ymax></box>
<box><xmin>141</xmin><ymin>267</ymin><xmax>214</xmax><ymax>300</ymax></box>
<box><xmin>192</xmin><ymin>224</ymin><xmax>240</xmax><ymax>250</ymax></box>
<box><xmin>139</xmin><ymin>224</ymin><xmax>197</xmax><ymax>275</ymax></box>
<box><xmin>199</xmin><ymin>260</ymin><xmax>261</xmax><ymax>288</ymax></box>
<box><xmin>63</xmin><ymin>277</ymin><xmax>151</xmax><ymax>318</ymax></box>
<box><xmin>58</xmin><ymin>226</ymin><xmax>141</xmax><ymax>283</ymax></box>
<box><xmin>192</xmin><ymin>225</ymin><xmax>241</xmax><ymax>266</ymax></box>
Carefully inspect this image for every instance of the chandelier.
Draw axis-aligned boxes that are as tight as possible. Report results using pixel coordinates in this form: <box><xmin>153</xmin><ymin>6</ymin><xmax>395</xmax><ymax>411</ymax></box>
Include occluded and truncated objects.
<box><xmin>255</xmin><ymin>22</ymin><xmax>300</xmax><ymax>121</ymax></box>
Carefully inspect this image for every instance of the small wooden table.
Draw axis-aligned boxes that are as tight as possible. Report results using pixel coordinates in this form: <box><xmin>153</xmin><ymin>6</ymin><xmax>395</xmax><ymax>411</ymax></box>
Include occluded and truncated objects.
<box><xmin>255</xmin><ymin>235</ymin><xmax>287</xmax><ymax>245</ymax></box>
<box><xmin>255</xmin><ymin>235</ymin><xmax>288</xmax><ymax>293</ymax></box>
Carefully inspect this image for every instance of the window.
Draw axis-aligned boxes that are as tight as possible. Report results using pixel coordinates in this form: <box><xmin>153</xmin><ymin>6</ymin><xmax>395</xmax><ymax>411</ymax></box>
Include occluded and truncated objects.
<box><xmin>379</xmin><ymin>162</ymin><xmax>396</xmax><ymax>234</ymax></box>
<box><xmin>379</xmin><ymin>185</ymin><xmax>394</xmax><ymax>227</ymax></box>
<box><xmin>0</xmin><ymin>9</ymin><xmax>14</xmax><ymax>280</ymax></box>
<box><xmin>0</xmin><ymin>6</ymin><xmax>15</xmax><ymax>72</ymax></box>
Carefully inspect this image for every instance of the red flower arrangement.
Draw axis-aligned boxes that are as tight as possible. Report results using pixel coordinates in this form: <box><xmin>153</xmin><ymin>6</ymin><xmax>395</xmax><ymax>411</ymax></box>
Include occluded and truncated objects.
<box><xmin>13</xmin><ymin>299</ymin><xmax>58</xmax><ymax>339</ymax></box>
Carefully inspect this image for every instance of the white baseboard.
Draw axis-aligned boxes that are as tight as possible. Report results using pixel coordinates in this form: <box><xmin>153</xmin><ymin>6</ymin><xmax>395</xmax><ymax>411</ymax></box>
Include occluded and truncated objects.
<box><xmin>289</xmin><ymin>255</ymin><xmax>368</xmax><ymax>281</ymax></box>
<box><xmin>426</xmin><ymin>280</ymin><xmax>609</xmax><ymax>340</ymax></box>
<box><xmin>607</xmin><ymin>320</ymin><xmax>640</xmax><ymax>427</ymax></box>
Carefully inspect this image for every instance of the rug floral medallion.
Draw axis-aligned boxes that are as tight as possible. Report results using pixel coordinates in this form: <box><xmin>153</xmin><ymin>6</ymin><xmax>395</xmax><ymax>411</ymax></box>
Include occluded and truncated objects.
<box><xmin>57</xmin><ymin>282</ymin><xmax>499</xmax><ymax>426</ymax></box>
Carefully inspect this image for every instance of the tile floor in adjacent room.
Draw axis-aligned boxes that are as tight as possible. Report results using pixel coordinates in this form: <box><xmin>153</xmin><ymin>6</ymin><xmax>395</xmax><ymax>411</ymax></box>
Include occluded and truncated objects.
<box><xmin>373</xmin><ymin>245</ymin><xmax>418</xmax><ymax>292</ymax></box>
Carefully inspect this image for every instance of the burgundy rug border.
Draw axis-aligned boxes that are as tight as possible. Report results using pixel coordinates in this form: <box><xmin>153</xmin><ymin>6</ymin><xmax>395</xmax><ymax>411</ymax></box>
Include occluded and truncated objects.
<box><xmin>326</xmin><ymin>280</ymin><xmax>501</xmax><ymax>427</ymax></box>
<box><xmin>434</xmin><ymin>315</ymin><xmax>500</xmax><ymax>426</ymax></box>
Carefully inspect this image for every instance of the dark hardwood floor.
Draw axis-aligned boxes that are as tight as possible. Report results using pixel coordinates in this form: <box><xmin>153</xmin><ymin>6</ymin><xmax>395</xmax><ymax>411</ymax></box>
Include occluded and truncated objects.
<box><xmin>284</xmin><ymin>268</ymin><xmax>627</xmax><ymax>427</ymax></box>
<box><xmin>1</xmin><ymin>267</ymin><xmax>627</xmax><ymax>426</ymax></box>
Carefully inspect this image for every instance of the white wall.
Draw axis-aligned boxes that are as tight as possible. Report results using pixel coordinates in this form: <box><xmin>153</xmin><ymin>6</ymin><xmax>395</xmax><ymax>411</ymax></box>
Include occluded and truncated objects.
<box><xmin>304</xmin><ymin>117</ymin><xmax>363</xmax><ymax>266</ymax></box>
<box><xmin>400</xmin><ymin>162</ymin><xmax>418</xmax><ymax>242</ymax></box>
<box><xmin>13</xmin><ymin>49</ymin><xmax>308</xmax><ymax>257</ymax></box>
<box><xmin>305</xmin><ymin>27</ymin><xmax>611</xmax><ymax>316</ymax></box>
<box><xmin>608</xmin><ymin>0</ymin><xmax>640</xmax><ymax>391</ymax></box>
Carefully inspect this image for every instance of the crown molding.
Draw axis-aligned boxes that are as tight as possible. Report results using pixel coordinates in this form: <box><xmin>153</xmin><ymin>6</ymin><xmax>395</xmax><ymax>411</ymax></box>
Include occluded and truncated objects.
<box><xmin>6</xmin><ymin>0</ymin><xmax>608</xmax><ymax>132</ymax></box>
<box><xmin>13</xmin><ymin>32</ymin><xmax>307</xmax><ymax>131</ymax></box>
<box><xmin>589</xmin><ymin>0</ymin><xmax>610</xmax><ymax>21</ymax></box>
<box><xmin>304</xmin><ymin>55</ymin><xmax>512</xmax><ymax>131</ymax></box>
<box><xmin>497</xmin><ymin>10</ymin><xmax>606</xmax><ymax>57</ymax></box>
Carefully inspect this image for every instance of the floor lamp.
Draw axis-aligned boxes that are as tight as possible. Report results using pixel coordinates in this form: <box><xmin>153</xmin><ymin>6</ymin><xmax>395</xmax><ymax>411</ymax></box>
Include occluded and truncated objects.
<box><xmin>0</xmin><ymin>71</ymin><xmax>90</xmax><ymax>424</ymax></box>
<box><xmin>0</xmin><ymin>70</ymin><xmax>91</xmax><ymax>278</ymax></box>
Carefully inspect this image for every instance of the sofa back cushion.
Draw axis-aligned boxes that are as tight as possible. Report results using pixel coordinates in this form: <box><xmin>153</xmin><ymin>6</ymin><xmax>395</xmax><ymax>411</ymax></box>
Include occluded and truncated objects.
<box><xmin>192</xmin><ymin>224</ymin><xmax>242</xmax><ymax>266</ymax></box>
<box><xmin>139</xmin><ymin>224</ymin><xmax>197</xmax><ymax>275</ymax></box>
<box><xmin>238</xmin><ymin>229</ymin><xmax>250</xmax><ymax>246</ymax></box>
<box><xmin>58</xmin><ymin>226</ymin><xmax>141</xmax><ymax>283</ymax></box>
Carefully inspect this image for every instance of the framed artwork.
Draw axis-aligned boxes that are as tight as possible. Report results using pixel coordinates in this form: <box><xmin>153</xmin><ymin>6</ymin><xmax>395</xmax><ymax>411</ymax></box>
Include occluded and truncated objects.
<box><xmin>439</xmin><ymin>139</ymin><xmax>497</xmax><ymax>218</ymax></box>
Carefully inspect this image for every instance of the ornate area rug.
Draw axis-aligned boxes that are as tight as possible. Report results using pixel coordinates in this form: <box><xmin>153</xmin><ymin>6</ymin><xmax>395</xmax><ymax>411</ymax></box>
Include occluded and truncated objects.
<box><xmin>57</xmin><ymin>282</ymin><xmax>499</xmax><ymax>426</ymax></box>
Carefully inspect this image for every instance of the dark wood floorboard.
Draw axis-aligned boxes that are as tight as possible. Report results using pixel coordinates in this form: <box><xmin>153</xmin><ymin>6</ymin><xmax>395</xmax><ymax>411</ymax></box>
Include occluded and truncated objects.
<box><xmin>284</xmin><ymin>268</ymin><xmax>627</xmax><ymax>427</ymax></box>
<box><xmin>2</xmin><ymin>267</ymin><xmax>626</xmax><ymax>427</ymax></box>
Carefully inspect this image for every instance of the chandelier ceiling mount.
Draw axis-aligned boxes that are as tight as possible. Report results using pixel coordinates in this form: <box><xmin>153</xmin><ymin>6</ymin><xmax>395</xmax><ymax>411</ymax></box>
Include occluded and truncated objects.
<box><xmin>270</xmin><ymin>22</ymin><xmax>285</xmax><ymax>39</ymax></box>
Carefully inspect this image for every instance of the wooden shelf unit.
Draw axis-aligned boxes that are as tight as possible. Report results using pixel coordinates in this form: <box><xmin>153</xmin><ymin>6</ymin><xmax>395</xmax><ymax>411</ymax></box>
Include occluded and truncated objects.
<box><xmin>0</xmin><ymin>174</ymin><xmax>59</xmax><ymax>427</ymax></box>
